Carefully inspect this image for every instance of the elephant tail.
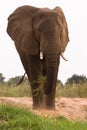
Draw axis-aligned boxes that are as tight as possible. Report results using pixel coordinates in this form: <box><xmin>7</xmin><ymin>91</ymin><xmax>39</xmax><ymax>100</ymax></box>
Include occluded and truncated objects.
<box><xmin>16</xmin><ymin>72</ymin><xmax>26</xmax><ymax>86</ymax></box>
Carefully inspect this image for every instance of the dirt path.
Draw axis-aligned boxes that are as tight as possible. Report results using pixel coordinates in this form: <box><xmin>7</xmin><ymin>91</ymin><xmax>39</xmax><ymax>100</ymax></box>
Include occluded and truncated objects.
<box><xmin>0</xmin><ymin>97</ymin><xmax>87</xmax><ymax>121</ymax></box>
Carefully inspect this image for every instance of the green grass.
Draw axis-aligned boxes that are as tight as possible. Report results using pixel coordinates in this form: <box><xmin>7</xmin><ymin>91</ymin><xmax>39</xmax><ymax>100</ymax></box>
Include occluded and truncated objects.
<box><xmin>0</xmin><ymin>105</ymin><xmax>87</xmax><ymax>130</ymax></box>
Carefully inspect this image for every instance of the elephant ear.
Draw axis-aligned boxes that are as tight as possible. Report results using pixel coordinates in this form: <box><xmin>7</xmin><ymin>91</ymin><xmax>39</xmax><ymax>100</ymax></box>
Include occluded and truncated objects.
<box><xmin>53</xmin><ymin>6</ymin><xmax>69</xmax><ymax>52</ymax></box>
<box><xmin>7</xmin><ymin>9</ymin><xmax>38</xmax><ymax>55</ymax></box>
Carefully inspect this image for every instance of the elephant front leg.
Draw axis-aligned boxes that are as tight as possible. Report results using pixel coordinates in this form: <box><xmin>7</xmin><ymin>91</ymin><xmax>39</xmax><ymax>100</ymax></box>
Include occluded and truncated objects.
<box><xmin>28</xmin><ymin>55</ymin><xmax>45</xmax><ymax>109</ymax></box>
<box><xmin>31</xmin><ymin>81</ymin><xmax>45</xmax><ymax>109</ymax></box>
<box><xmin>45</xmin><ymin>86</ymin><xmax>56</xmax><ymax>109</ymax></box>
<box><xmin>18</xmin><ymin>52</ymin><xmax>44</xmax><ymax>109</ymax></box>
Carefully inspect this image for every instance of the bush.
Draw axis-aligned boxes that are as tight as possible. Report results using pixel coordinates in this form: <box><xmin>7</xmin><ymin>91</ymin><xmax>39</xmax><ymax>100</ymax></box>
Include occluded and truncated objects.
<box><xmin>56</xmin><ymin>82</ymin><xmax>87</xmax><ymax>98</ymax></box>
<box><xmin>66</xmin><ymin>74</ymin><xmax>87</xmax><ymax>84</ymax></box>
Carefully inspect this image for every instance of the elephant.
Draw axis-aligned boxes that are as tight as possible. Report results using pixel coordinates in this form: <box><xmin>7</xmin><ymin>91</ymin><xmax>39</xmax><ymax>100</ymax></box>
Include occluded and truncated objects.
<box><xmin>7</xmin><ymin>5</ymin><xmax>69</xmax><ymax>109</ymax></box>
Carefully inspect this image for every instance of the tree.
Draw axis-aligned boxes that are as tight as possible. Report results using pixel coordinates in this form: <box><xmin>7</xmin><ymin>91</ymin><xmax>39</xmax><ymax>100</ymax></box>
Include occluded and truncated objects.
<box><xmin>57</xmin><ymin>80</ymin><xmax>64</xmax><ymax>87</ymax></box>
<box><xmin>7</xmin><ymin>75</ymin><xmax>29</xmax><ymax>86</ymax></box>
<box><xmin>66</xmin><ymin>74</ymin><xmax>87</xmax><ymax>84</ymax></box>
<box><xmin>0</xmin><ymin>73</ymin><xmax>5</xmax><ymax>84</ymax></box>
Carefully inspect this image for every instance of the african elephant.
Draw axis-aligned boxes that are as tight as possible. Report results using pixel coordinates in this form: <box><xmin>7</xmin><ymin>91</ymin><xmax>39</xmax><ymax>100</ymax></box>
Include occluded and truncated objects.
<box><xmin>7</xmin><ymin>5</ymin><xmax>69</xmax><ymax>109</ymax></box>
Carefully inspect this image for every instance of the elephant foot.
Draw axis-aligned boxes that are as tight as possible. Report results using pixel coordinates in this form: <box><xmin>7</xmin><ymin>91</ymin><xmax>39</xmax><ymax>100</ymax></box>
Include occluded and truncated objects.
<box><xmin>33</xmin><ymin>101</ymin><xmax>45</xmax><ymax>110</ymax></box>
<box><xmin>32</xmin><ymin>93</ymin><xmax>45</xmax><ymax>110</ymax></box>
<box><xmin>46</xmin><ymin>103</ymin><xmax>55</xmax><ymax>110</ymax></box>
<box><xmin>45</xmin><ymin>95</ymin><xmax>55</xmax><ymax>110</ymax></box>
<box><xmin>46</xmin><ymin>105</ymin><xmax>55</xmax><ymax>110</ymax></box>
<box><xmin>33</xmin><ymin>104</ymin><xmax>40</xmax><ymax>110</ymax></box>
<box><xmin>33</xmin><ymin>103</ymin><xmax>46</xmax><ymax>110</ymax></box>
<box><xmin>32</xmin><ymin>95</ymin><xmax>40</xmax><ymax>109</ymax></box>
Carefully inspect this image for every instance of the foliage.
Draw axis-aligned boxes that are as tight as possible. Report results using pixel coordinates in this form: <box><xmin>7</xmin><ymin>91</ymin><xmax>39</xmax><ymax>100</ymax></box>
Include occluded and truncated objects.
<box><xmin>57</xmin><ymin>80</ymin><xmax>64</xmax><ymax>87</ymax></box>
<box><xmin>0</xmin><ymin>73</ymin><xmax>5</xmax><ymax>84</ymax></box>
<box><xmin>0</xmin><ymin>105</ymin><xmax>87</xmax><ymax>130</ymax></box>
<box><xmin>7</xmin><ymin>75</ymin><xmax>29</xmax><ymax>86</ymax></box>
<box><xmin>32</xmin><ymin>75</ymin><xmax>47</xmax><ymax>96</ymax></box>
<box><xmin>0</xmin><ymin>73</ymin><xmax>87</xmax><ymax>98</ymax></box>
<box><xmin>66</xmin><ymin>74</ymin><xmax>87</xmax><ymax>84</ymax></box>
<box><xmin>1</xmin><ymin>82</ymin><xmax>87</xmax><ymax>98</ymax></box>
<box><xmin>56</xmin><ymin>82</ymin><xmax>87</xmax><ymax>98</ymax></box>
<box><xmin>0</xmin><ymin>84</ymin><xmax>31</xmax><ymax>97</ymax></box>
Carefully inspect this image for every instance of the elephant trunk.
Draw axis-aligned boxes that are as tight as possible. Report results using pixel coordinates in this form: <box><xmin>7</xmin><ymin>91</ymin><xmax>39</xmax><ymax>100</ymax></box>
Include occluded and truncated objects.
<box><xmin>44</xmin><ymin>51</ymin><xmax>60</xmax><ymax>109</ymax></box>
<box><xmin>44</xmin><ymin>51</ymin><xmax>59</xmax><ymax>95</ymax></box>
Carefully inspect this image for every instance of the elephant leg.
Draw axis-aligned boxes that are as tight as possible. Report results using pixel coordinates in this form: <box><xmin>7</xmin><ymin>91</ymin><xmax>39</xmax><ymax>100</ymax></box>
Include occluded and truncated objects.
<box><xmin>18</xmin><ymin>52</ymin><xmax>43</xmax><ymax>109</ymax></box>
<box><xmin>45</xmin><ymin>71</ymin><xmax>57</xmax><ymax>109</ymax></box>
<box><xmin>45</xmin><ymin>86</ymin><xmax>56</xmax><ymax>109</ymax></box>
<box><xmin>25</xmin><ymin>55</ymin><xmax>45</xmax><ymax>109</ymax></box>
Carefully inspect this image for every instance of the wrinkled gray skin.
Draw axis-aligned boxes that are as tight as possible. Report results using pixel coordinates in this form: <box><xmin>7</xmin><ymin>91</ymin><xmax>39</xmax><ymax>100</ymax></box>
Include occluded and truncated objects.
<box><xmin>7</xmin><ymin>5</ymin><xmax>69</xmax><ymax>109</ymax></box>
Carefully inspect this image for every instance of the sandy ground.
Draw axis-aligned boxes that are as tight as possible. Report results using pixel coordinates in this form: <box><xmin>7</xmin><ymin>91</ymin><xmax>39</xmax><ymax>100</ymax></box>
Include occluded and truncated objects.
<box><xmin>0</xmin><ymin>97</ymin><xmax>87</xmax><ymax>121</ymax></box>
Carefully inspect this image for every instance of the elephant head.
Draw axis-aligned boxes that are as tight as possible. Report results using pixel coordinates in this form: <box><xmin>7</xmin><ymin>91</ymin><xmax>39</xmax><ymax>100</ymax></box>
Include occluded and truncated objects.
<box><xmin>7</xmin><ymin>5</ymin><xmax>69</xmax><ymax>109</ymax></box>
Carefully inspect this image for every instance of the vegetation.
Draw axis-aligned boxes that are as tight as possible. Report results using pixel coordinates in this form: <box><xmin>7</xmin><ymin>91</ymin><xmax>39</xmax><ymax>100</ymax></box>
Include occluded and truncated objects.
<box><xmin>56</xmin><ymin>82</ymin><xmax>87</xmax><ymax>98</ymax></box>
<box><xmin>0</xmin><ymin>105</ymin><xmax>87</xmax><ymax>130</ymax></box>
<box><xmin>66</xmin><ymin>74</ymin><xmax>87</xmax><ymax>84</ymax></box>
<box><xmin>0</xmin><ymin>73</ymin><xmax>5</xmax><ymax>85</ymax></box>
<box><xmin>0</xmin><ymin>84</ymin><xmax>31</xmax><ymax>97</ymax></box>
<box><xmin>0</xmin><ymin>73</ymin><xmax>87</xmax><ymax>98</ymax></box>
<box><xmin>0</xmin><ymin>73</ymin><xmax>87</xmax><ymax>129</ymax></box>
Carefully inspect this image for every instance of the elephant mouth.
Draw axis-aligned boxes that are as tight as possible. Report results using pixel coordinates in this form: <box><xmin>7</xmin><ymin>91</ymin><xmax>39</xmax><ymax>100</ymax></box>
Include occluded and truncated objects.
<box><xmin>40</xmin><ymin>51</ymin><xmax>68</xmax><ymax>61</ymax></box>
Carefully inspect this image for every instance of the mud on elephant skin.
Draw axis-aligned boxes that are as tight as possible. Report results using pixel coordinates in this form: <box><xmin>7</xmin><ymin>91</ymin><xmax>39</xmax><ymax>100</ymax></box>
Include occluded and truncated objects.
<box><xmin>7</xmin><ymin>5</ymin><xmax>69</xmax><ymax>109</ymax></box>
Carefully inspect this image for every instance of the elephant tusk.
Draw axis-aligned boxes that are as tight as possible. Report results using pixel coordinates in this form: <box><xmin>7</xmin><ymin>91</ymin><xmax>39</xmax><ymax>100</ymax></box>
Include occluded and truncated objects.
<box><xmin>40</xmin><ymin>51</ymin><xmax>43</xmax><ymax>60</ymax></box>
<box><xmin>60</xmin><ymin>53</ymin><xmax>68</xmax><ymax>61</ymax></box>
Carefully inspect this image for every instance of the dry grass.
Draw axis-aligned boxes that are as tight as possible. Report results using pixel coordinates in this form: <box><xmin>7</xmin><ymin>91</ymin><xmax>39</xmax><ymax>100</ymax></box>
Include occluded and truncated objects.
<box><xmin>0</xmin><ymin>81</ymin><xmax>87</xmax><ymax>98</ymax></box>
